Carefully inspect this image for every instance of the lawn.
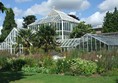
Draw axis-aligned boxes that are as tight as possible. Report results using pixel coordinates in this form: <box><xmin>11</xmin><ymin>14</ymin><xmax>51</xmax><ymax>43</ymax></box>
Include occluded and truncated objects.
<box><xmin>0</xmin><ymin>72</ymin><xmax>118</xmax><ymax>83</ymax></box>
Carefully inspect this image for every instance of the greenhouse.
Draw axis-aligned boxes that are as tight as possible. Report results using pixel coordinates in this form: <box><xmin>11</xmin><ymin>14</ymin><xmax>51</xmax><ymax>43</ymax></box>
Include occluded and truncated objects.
<box><xmin>0</xmin><ymin>9</ymin><xmax>118</xmax><ymax>54</ymax></box>
<box><xmin>58</xmin><ymin>33</ymin><xmax>118</xmax><ymax>52</ymax></box>
<box><xmin>28</xmin><ymin>9</ymin><xmax>79</xmax><ymax>39</ymax></box>
<box><xmin>0</xmin><ymin>28</ymin><xmax>23</xmax><ymax>54</ymax></box>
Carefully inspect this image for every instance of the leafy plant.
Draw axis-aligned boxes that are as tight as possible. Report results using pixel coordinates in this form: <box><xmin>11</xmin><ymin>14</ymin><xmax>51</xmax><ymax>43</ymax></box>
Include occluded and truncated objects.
<box><xmin>56</xmin><ymin>59</ymin><xmax>71</xmax><ymax>74</ymax></box>
<box><xmin>70</xmin><ymin>58</ymin><xmax>97</xmax><ymax>76</ymax></box>
<box><xmin>0</xmin><ymin>55</ymin><xmax>8</xmax><ymax>70</ymax></box>
<box><xmin>10</xmin><ymin>58</ymin><xmax>26</xmax><ymax>71</ymax></box>
<box><xmin>22</xmin><ymin>66</ymin><xmax>51</xmax><ymax>74</ymax></box>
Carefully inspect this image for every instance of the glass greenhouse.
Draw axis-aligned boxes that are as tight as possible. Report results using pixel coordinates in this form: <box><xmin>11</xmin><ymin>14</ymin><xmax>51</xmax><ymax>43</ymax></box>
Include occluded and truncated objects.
<box><xmin>0</xmin><ymin>28</ymin><xmax>23</xmax><ymax>54</ymax></box>
<box><xmin>58</xmin><ymin>33</ymin><xmax>118</xmax><ymax>52</ymax></box>
<box><xmin>0</xmin><ymin>9</ymin><xmax>118</xmax><ymax>54</ymax></box>
<box><xmin>28</xmin><ymin>9</ymin><xmax>79</xmax><ymax>39</ymax></box>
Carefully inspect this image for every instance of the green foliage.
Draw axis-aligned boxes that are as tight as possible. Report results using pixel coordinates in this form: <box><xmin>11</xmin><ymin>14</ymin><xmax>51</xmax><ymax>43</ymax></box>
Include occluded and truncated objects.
<box><xmin>22</xmin><ymin>56</ymin><xmax>55</xmax><ymax>74</ymax></box>
<box><xmin>9</xmin><ymin>58</ymin><xmax>26</xmax><ymax>71</ymax></box>
<box><xmin>24</xmin><ymin>57</ymin><xmax>39</xmax><ymax>67</ymax></box>
<box><xmin>17</xmin><ymin>29</ymin><xmax>35</xmax><ymax>55</ymax></box>
<box><xmin>70</xmin><ymin>22</ymin><xmax>93</xmax><ymax>38</ymax></box>
<box><xmin>55</xmin><ymin>58</ymin><xmax>97</xmax><ymax>76</ymax></box>
<box><xmin>70</xmin><ymin>58</ymin><xmax>97</xmax><ymax>76</ymax></box>
<box><xmin>38</xmin><ymin>56</ymin><xmax>57</xmax><ymax>74</ymax></box>
<box><xmin>0</xmin><ymin>51</ymin><xmax>12</xmax><ymax>70</ymax></box>
<box><xmin>56</xmin><ymin>59</ymin><xmax>71</xmax><ymax>74</ymax></box>
<box><xmin>23</xmin><ymin>15</ymin><xmax>37</xmax><ymax>28</ymax></box>
<box><xmin>66</xmin><ymin>49</ymin><xmax>83</xmax><ymax>59</ymax></box>
<box><xmin>96</xmin><ymin>50</ymin><xmax>118</xmax><ymax>73</ymax></box>
<box><xmin>17</xmin><ymin>24</ymin><xmax>57</xmax><ymax>54</ymax></box>
<box><xmin>0</xmin><ymin>55</ymin><xmax>8</xmax><ymax>70</ymax></box>
<box><xmin>0</xmin><ymin>55</ymin><xmax>27</xmax><ymax>71</ymax></box>
<box><xmin>102</xmin><ymin>7</ymin><xmax>118</xmax><ymax>33</ymax></box>
<box><xmin>39</xmin><ymin>56</ymin><xmax>54</xmax><ymax>68</ymax></box>
<box><xmin>0</xmin><ymin>2</ymin><xmax>7</xmax><ymax>13</ymax></box>
<box><xmin>1</xmin><ymin>49</ymin><xmax>117</xmax><ymax>76</ymax></box>
<box><xmin>22</xmin><ymin>66</ymin><xmax>50</xmax><ymax>74</ymax></box>
<box><xmin>0</xmin><ymin>51</ymin><xmax>12</xmax><ymax>57</ymax></box>
<box><xmin>101</xmin><ymin>69</ymin><xmax>118</xmax><ymax>76</ymax></box>
<box><xmin>77</xmin><ymin>49</ymin><xmax>118</xmax><ymax>74</ymax></box>
<box><xmin>0</xmin><ymin>8</ymin><xmax>17</xmax><ymax>42</ymax></box>
<box><xmin>35</xmin><ymin>25</ymin><xmax>56</xmax><ymax>52</ymax></box>
<box><xmin>22</xmin><ymin>66</ymin><xmax>40</xmax><ymax>73</ymax></box>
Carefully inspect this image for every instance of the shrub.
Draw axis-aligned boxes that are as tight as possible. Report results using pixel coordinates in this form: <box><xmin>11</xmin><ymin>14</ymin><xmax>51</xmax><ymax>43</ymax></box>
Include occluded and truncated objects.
<box><xmin>56</xmin><ymin>59</ymin><xmax>71</xmax><ymax>74</ymax></box>
<box><xmin>38</xmin><ymin>56</ymin><xmax>57</xmax><ymax>74</ymax></box>
<box><xmin>24</xmin><ymin>57</ymin><xmax>38</xmax><ymax>67</ymax></box>
<box><xmin>55</xmin><ymin>58</ymin><xmax>97</xmax><ymax>76</ymax></box>
<box><xmin>96</xmin><ymin>50</ymin><xmax>118</xmax><ymax>73</ymax></box>
<box><xmin>70</xmin><ymin>58</ymin><xmax>97</xmax><ymax>76</ymax></box>
<box><xmin>101</xmin><ymin>69</ymin><xmax>118</xmax><ymax>76</ymax></box>
<box><xmin>22</xmin><ymin>56</ymin><xmax>56</xmax><ymax>74</ymax></box>
<box><xmin>22</xmin><ymin>66</ymin><xmax>51</xmax><ymax>74</ymax></box>
<box><xmin>0</xmin><ymin>55</ymin><xmax>8</xmax><ymax>70</ymax></box>
<box><xmin>1</xmin><ymin>57</ymin><xmax>26</xmax><ymax>71</ymax></box>
<box><xmin>22</xmin><ymin>66</ymin><xmax>40</xmax><ymax>73</ymax></box>
<box><xmin>0</xmin><ymin>51</ymin><xmax>12</xmax><ymax>71</ymax></box>
<box><xmin>10</xmin><ymin>58</ymin><xmax>26</xmax><ymax>71</ymax></box>
<box><xmin>77</xmin><ymin>50</ymin><xmax>118</xmax><ymax>74</ymax></box>
<box><xmin>0</xmin><ymin>51</ymin><xmax>12</xmax><ymax>57</ymax></box>
<box><xmin>39</xmin><ymin>56</ymin><xmax>54</xmax><ymax>68</ymax></box>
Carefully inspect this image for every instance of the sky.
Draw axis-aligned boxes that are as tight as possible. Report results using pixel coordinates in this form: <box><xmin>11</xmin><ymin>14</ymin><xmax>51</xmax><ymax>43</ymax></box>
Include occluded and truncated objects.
<box><xmin>0</xmin><ymin>0</ymin><xmax>118</xmax><ymax>30</ymax></box>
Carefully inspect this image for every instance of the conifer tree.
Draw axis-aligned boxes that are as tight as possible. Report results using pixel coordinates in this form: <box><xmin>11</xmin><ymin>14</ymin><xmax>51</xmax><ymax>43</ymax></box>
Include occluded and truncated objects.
<box><xmin>102</xmin><ymin>7</ymin><xmax>118</xmax><ymax>33</ymax></box>
<box><xmin>0</xmin><ymin>8</ymin><xmax>17</xmax><ymax>42</ymax></box>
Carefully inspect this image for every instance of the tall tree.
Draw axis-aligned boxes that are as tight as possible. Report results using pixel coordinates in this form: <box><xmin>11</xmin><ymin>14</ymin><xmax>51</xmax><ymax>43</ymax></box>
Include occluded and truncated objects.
<box><xmin>0</xmin><ymin>8</ymin><xmax>17</xmax><ymax>42</ymax></box>
<box><xmin>22</xmin><ymin>15</ymin><xmax>37</xmax><ymax>28</ymax></box>
<box><xmin>102</xmin><ymin>7</ymin><xmax>118</xmax><ymax>33</ymax></box>
<box><xmin>70</xmin><ymin>22</ymin><xmax>93</xmax><ymax>38</ymax></box>
<box><xmin>0</xmin><ymin>2</ymin><xmax>7</xmax><ymax>13</ymax></box>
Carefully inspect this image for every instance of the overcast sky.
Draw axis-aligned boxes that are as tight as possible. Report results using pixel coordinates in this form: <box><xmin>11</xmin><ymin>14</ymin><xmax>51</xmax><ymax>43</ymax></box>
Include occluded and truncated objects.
<box><xmin>0</xmin><ymin>0</ymin><xmax>118</xmax><ymax>30</ymax></box>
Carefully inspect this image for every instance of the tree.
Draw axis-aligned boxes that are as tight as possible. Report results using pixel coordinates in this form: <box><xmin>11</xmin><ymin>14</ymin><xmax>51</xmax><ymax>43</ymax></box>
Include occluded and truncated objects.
<box><xmin>17</xmin><ymin>29</ymin><xmax>35</xmax><ymax>54</ymax></box>
<box><xmin>70</xmin><ymin>22</ymin><xmax>93</xmax><ymax>38</ymax></box>
<box><xmin>22</xmin><ymin>15</ymin><xmax>37</xmax><ymax>28</ymax></box>
<box><xmin>17</xmin><ymin>25</ymin><xmax>57</xmax><ymax>54</ymax></box>
<box><xmin>102</xmin><ymin>7</ymin><xmax>118</xmax><ymax>33</ymax></box>
<box><xmin>68</xmin><ymin>14</ymin><xmax>80</xmax><ymax>21</ymax></box>
<box><xmin>0</xmin><ymin>2</ymin><xmax>7</xmax><ymax>13</ymax></box>
<box><xmin>35</xmin><ymin>25</ymin><xmax>56</xmax><ymax>52</ymax></box>
<box><xmin>0</xmin><ymin>8</ymin><xmax>17</xmax><ymax>42</ymax></box>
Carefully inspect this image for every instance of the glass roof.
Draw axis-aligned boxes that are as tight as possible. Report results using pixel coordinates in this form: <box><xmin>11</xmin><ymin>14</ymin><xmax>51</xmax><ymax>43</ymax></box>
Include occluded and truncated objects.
<box><xmin>89</xmin><ymin>34</ymin><xmax>118</xmax><ymax>45</ymax></box>
<box><xmin>57</xmin><ymin>33</ymin><xmax>118</xmax><ymax>48</ymax></box>
<box><xmin>57</xmin><ymin>38</ymin><xmax>80</xmax><ymax>48</ymax></box>
<box><xmin>29</xmin><ymin>9</ymin><xmax>79</xmax><ymax>26</ymax></box>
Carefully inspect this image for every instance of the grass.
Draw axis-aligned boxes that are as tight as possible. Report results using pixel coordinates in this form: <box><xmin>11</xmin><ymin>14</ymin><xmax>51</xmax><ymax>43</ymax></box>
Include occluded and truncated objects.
<box><xmin>0</xmin><ymin>72</ymin><xmax>117</xmax><ymax>83</ymax></box>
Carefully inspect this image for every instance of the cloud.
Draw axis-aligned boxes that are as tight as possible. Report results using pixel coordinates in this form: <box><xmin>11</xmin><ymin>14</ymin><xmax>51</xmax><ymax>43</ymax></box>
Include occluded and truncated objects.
<box><xmin>69</xmin><ymin>12</ymin><xmax>77</xmax><ymax>15</ymax></box>
<box><xmin>98</xmin><ymin>0</ymin><xmax>118</xmax><ymax>12</ymax></box>
<box><xmin>82</xmin><ymin>12</ymin><xmax>106</xmax><ymax>28</ymax></box>
<box><xmin>13</xmin><ymin>7</ymin><xmax>23</xmax><ymax>17</ymax></box>
<box><xmin>15</xmin><ymin>18</ymin><xmax>23</xmax><ymax>28</ymax></box>
<box><xmin>24</xmin><ymin>0</ymin><xmax>90</xmax><ymax>16</ymax></box>
<box><xmin>48</xmin><ymin>0</ymin><xmax>90</xmax><ymax>10</ymax></box>
<box><xmin>15</xmin><ymin>0</ymin><xmax>32</xmax><ymax>3</ymax></box>
<box><xmin>85</xmin><ymin>0</ymin><xmax>118</xmax><ymax>28</ymax></box>
<box><xmin>24</xmin><ymin>2</ymin><xmax>50</xmax><ymax>16</ymax></box>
